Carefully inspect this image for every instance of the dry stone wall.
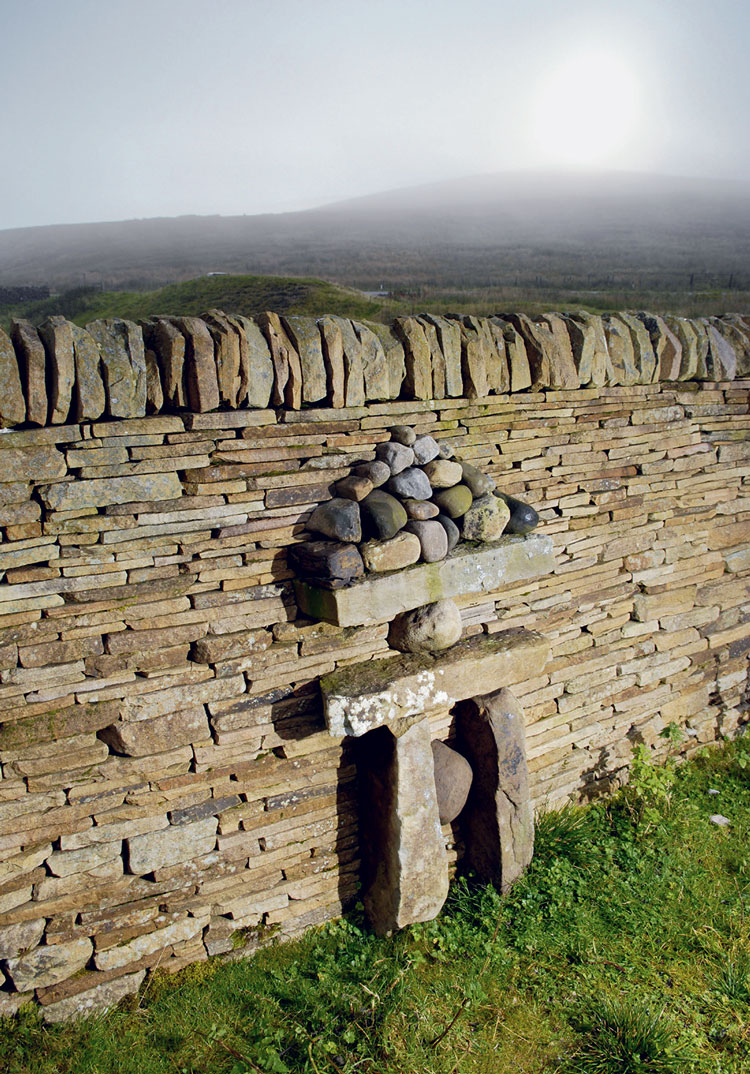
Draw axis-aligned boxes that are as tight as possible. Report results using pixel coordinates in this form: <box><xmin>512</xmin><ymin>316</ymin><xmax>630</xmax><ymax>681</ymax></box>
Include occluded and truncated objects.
<box><xmin>0</xmin><ymin>307</ymin><xmax>749</xmax><ymax>1020</ymax></box>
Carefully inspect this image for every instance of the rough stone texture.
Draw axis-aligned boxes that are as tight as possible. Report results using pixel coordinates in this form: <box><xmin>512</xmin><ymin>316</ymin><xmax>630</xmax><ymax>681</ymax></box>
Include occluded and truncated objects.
<box><xmin>538</xmin><ymin>313</ymin><xmax>580</xmax><ymax>388</ymax></box>
<box><xmin>142</xmin><ymin>317</ymin><xmax>187</xmax><ymax>407</ymax></box>
<box><xmin>232</xmin><ymin>315</ymin><xmax>275</xmax><ymax>407</ymax></box>
<box><xmin>358</xmin><ymin>720</ymin><xmax>450</xmax><ymax>934</ymax></box>
<box><xmin>70</xmin><ymin>324</ymin><xmax>107</xmax><ymax>422</ymax></box>
<box><xmin>457</xmin><ymin>316</ymin><xmax>489</xmax><ymax>398</ymax></box>
<box><xmin>87</xmin><ymin>319</ymin><xmax>147</xmax><ymax>418</ymax></box>
<box><xmin>423</xmin><ymin>314</ymin><xmax>463</xmax><ymax>396</ymax></box>
<box><xmin>638</xmin><ymin>313</ymin><xmax>682</xmax><ymax>382</ymax></box>
<box><xmin>42</xmin><ymin>969</ymin><xmax>146</xmax><ymax>1024</ymax></box>
<box><xmin>394</xmin><ymin>317</ymin><xmax>432</xmax><ymax>400</ymax></box>
<box><xmin>603</xmin><ymin>315</ymin><xmax>640</xmax><ymax>386</ymax></box>
<box><xmin>0</xmin><ymin>918</ymin><xmax>45</xmax><ymax>960</ymax></box>
<box><xmin>419</xmin><ymin>318</ymin><xmax>447</xmax><ymax>398</ymax></box>
<box><xmin>366</xmin><ymin>321</ymin><xmax>406</xmax><ymax>399</ymax></box>
<box><xmin>459</xmin><ymin>460</ymin><xmax>495</xmax><ymax>496</ymax></box>
<box><xmin>493</xmin><ymin>318</ymin><xmax>532</xmax><ymax>391</ymax></box>
<box><xmin>387</xmin><ymin>467</ymin><xmax>433</xmax><ymax>501</ymax></box>
<box><xmin>38</xmin><ymin>316</ymin><xmax>75</xmax><ymax>424</ymax></box>
<box><xmin>144</xmin><ymin>348</ymin><xmax>164</xmax><ymax>413</ymax></box>
<box><xmin>296</xmin><ymin>540</ymin><xmax>367</xmax><ymax>587</ymax></box>
<box><xmin>353</xmin><ymin>460</ymin><xmax>391</xmax><ymax>487</ymax></box>
<box><xmin>94</xmin><ymin>915</ymin><xmax>209</xmax><ymax>971</ymax></box>
<box><xmin>354</xmin><ymin>321</ymin><xmax>390</xmax><ymax>401</ymax></box>
<box><xmin>705</xmin><ymin>320</ymin><xmax>738</xmax><ymax>380</ymax></box>
<box><xmin>257</xmin><ymin>311</ymin><xmax>303</xmax><ymax>409</ymax></box>
<box><xmin>461</xmin><ymin>493</ymin><xmax>510</xmax><ymax>541</ymax></box>
<box><xmin>38</xmin><ymin>472</ymin><xmax>183</xmax><ymax>512</ymax></box>
<box><xmin>318</xmin><ymin>314</ymin><xmax>346</xmax><ymax>408</ymax></box>
<box><xmin>10</xmin><ymin>320</ymin><xmax>47</xmax><ymax>425</ymax></box>
<box><xmin>5</xmin><ymin>937</ymin><xmax>93</xmax><ymax>992</ymax></box>
<box><xmin>360</xmin><ymin>532</ymin><xmax>421</xmax><ymax>573</ymax></box>
<box><xmin>405</xmin><ymin>519</ymin><xmax>449</xmax><ymax>562</ymax></box>
<box><xmin>336</xmin><ymin>474</ymin><xmax>373</xmax><ymax>501</ymax></box>
<box><xmin>388</xmin><ymin>599</ymin><xmax>463</xmax><ymax>653</ymax></box>
<box><xmin>619</xmin><ymin>312</ymin><xmax>658</xmax><ymax>384</ymax></box>
<box><xmin>283</xmin><ymin>315</ymin><xmax>328</xmax><ymax>404</ymax></box>
<box><xmin>360</xmin><ymin>489</ymin><xmax>408</xmax><ymax>541</ymax></box>
<box><xmin>456</xmin><ymin>687</ymin><xmax>534</xmax><ymax>891</ymax></box>
<box><xmin>563</xmin><ymin>313</ymin><xmax>609</xmax><ymax>387</ymax></box>
<box><xmin>295</xmin><ymin>535</ymin><xmax>555</xmax><ymax>627</ymax></box>
<box><xmin>432</xmin><ymin>483</ymin><xmax>473</xmax><ymax>519</ymax></box>
<box><xmin>412</xmin><ymin>435</ymin><xmax>440</xmax><ymax>465</ymax></box>
<box><xmin>308</xmin><ymin>498</ymin><xmax>362</xmax><ymax>542</ymax></box>
<box><xmin>0</xmin><ymin>445</ymin><xmax>66</xmax><ymax>483</ymax></box>
<box><xmin>338</xmin><ymin>318</ymin><xmax>367</xmax><ymax>407</ymax></box>
<box><xmin>99</xmin><ymin>706</ymin><xmax>210</xmax><ymax>757</ymax></box>
<box><xmin>203</xmin><ymin>309</ymin><xmax>244</xmax><ymax>407</ymax></box>
<box><xmin>321</xmin><ymin>628</ymin><xmax>551</xmax><ymax>736</ymax></box>
<box><xmin>422</xmin><ymin>459</ymin><xmax>463</xmax><ymax>488</ymax></box>
<box><xmin>431</xmin><ymin>740</ymin><xmax>473</xmax><ymax>824</ymax></box>
<box><xmin>126</xmin><ymin>817</ymin><xmax>218</xmax><ymax>875</ymax></box>
<box><xmin>376</xmin><ymin>441</ymin><xmax>415</xmax><ymax>475</ymax></box>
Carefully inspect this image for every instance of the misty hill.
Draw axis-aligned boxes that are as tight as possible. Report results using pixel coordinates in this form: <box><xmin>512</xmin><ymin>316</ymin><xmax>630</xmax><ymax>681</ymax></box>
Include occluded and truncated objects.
<box><xmin>2</xmin><ymin>171</ymin><xmax>750</xmax><ymax>297</ymax></box>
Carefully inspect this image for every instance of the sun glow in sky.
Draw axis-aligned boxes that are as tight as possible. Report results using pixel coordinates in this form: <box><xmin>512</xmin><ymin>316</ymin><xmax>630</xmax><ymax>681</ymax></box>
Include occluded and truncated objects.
<box><xmin>527</xmin><ymin>50</ymin><xmax>642</xmax><ymax>168</ymax></box>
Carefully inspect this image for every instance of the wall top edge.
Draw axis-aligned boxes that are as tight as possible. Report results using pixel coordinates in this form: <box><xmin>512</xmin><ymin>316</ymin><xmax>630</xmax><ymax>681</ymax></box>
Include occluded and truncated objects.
<box><xmin>1</xmin><ymin>309</ymin><xmax>748</xmax><ymax>431</ymax></box>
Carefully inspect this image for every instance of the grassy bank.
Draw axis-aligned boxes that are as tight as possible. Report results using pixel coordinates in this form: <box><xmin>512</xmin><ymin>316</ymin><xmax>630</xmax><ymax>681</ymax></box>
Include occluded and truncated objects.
<box><xmin>2</xmin><ymin>737</ymin><xmax>750</xmax><ymax>1074</ymax></box>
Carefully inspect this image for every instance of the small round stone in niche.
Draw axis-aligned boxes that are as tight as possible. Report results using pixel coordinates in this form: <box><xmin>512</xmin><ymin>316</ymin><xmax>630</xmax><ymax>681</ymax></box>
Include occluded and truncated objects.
<box><xmin>387</xmin><ymin>598</ymin><xmax>462</xmax><ymax>653</ymax></box>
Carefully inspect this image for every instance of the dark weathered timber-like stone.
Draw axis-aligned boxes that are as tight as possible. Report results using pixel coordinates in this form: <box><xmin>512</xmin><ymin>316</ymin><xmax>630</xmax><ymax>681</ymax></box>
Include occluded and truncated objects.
<box><xmin>358</xmin><ymin>720</ymin><xmax>449</xmax><ymax>934</ymax></box>
<box><xmin>431</xmin><ymin>739</ymin><xmax>473</xmax><ymax>824</ymax></box>
<box><xmin>456</xmin><ymin>687</ymin><xmax>534</xmax><ymax>891</ymax></box>
<box><xmin>289</xmin><ymin>540</ymin><xmax>365</xmax><ymax>587</ymax></box>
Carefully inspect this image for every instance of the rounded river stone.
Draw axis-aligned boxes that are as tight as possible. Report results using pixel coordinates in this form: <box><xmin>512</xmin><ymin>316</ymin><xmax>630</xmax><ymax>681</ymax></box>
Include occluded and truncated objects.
<box><xmin>336</xmin><ymin>474</ymin><xmax>373</xmax><ymax>502</ymax></box>
<box><xmin>308</xmin><ymin>498</ymin><xmax>361</xmax><ymax>543</ymax></box>
<box><xmin>412</xmin><ymin>434</ymin><xmax>440</xmax><ymax>465</ymax></box>
<box><xmin>389</xmin><ymin>424</ymin><xmax>417</xmax><ymax>446</ymax></box>
<box><xmin>353</xmin><ymin>460</ymin><xmax>391</xmax><ymax>488</ymax></box>
<box><xmin>431</xmin><ymin>740</ymin><xmax>473</xmax><ymax>825</ymax></box>
<box><xmin>405</xmin><ymin>519</ymin><xmax>448</xmax><ymax>562</ymax></box>
<box><xmin>422</xmin><ymin>458</ymin><xmax>463</xmax><ymax>488</ymax></box>
<box><xmin>404</xmin><ymin>498</ymin><xmax>440</xmax><ymax>520</ymax></box>
<box><xmin>496</xmin><ymin>492</ymin><xmax>540</xmax><ymax>535</ymax></box>
<box><xmin>360</xmin><ymin>531</ymin><xmax>421</xmax><ymax>573</ymax></box>
<box><xmin>461</xmin><ymin>493</ymin><xmax>510</xmax><ymax>541</ymax></box>
<box><xmin>360</xmin><ymin>489</ymin><xmax>407</xmax><ymax>540</ymax></box>
<box><xmin>387</xmin><ymin>467</ymin><xmax>433</xmax><ymax>501</ymax></box>
<box><xmin>376</xmin><ymin>441</ymin><xmax>414</xmax><ymax>475</ymax></box>
<box><xmin>437</xmin><ymin>440</ymin><xmax>455</xmax><ymax>459</ymax></box>
<box><xmin>432</xmin><ymin>483</ymin><xmax>473</xmax><ymax>519</ymax></box>
<box><xmin>388</xmin><ymin>598</ymin><xmax>463</xmax><ymax>654</ymax></box>
<box><xmin>460</xmin><ymin>460</ymin><xmax>496</xmax><ymax>497</ymax></box>
<box><xmin>436</xmin><ymin>513</ymin><xmax>460</xmax><ymax>551</ymax></box>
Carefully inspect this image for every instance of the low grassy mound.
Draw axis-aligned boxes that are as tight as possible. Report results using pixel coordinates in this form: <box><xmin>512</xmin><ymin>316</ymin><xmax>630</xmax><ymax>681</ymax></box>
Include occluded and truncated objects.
<box><xmin>2</xmin><ymin>737</ymin><xmax>749</xmax><ymax>1074</ymax></box>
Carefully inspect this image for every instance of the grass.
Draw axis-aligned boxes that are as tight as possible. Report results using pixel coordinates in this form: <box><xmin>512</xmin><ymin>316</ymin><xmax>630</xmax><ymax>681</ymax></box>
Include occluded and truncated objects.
<box><xmin>2</xmin><ymin>737</ymin><xmax>750</xmax><ymax>1073</ymax></box>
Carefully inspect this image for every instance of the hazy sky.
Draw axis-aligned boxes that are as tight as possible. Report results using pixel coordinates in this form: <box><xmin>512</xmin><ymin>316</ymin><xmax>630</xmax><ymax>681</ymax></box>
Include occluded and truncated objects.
<box><xmin>1</xmin><ymin>0</ymin><xmax>748</xmax><ymax>231</ymax></box>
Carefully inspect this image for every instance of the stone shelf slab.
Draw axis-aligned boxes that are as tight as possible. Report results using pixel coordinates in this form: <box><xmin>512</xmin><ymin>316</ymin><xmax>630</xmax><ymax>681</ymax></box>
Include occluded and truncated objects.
<box><xmin>320</xmin><ymin>628</ymin><xmax>550</xmax><ymax>737</ymax></box>
<box><xmin>294</xmin><ymin>534</ymin><xmax>554</xmax><ymax>627</ymax></box>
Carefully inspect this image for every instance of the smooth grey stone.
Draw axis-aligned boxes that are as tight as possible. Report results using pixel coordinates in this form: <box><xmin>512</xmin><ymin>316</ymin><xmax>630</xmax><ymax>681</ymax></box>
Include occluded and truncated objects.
<box><xmin>308</xmin><ymin>498</ymin><xmax>362</xmax><ymax>543</ymax></box>
<box><xmin>360</xmin><ymin>489</ymin><xmax>408</xmax><ymax>540</ymax></box>
<box><xmin>405</xmin><ymin>519</ymin><xmax>448</xmax><ymax>562</ymax></box>
<box><xmin>432</xmin><ymin>484</ymin><xmax>473</xmax><ymax>519</ymax></box>
<box><xmin>437</xmin><ymin>440</ymin><xmax>455</xmax><ymax>459</ymax></box>
<box><xmin>389</xmin><ymin>424</ymin><xmax>417</xmax><ymax>446</ymax></box>
<box><xmin>431</xmin><ymin>740</ymin><xmax>474</xmax><ymax>824</ymax></box>
<box><xmin>353</xmin><ymin>460</ymin><xmax>391</xmax><ymax>488</ymax></box>
<box><xmin>388</xmin><ymin>599</ymin><xmax>463</xmax><ymax>654</ymax></box>
<box><xmin>436</xmin><ymin>513</ymin><xmax>460</xmax><ymax>551</ymax></box>
<box><xmin>423</xmin><ymin>459</ymin><xmax>463</xmax><ymax>489</ymax></box>
<box><xmin>412</xmin><ymin>435</ymin><xmax>440</xmax><ymax>465</ymax></box>
<box><xmin>495</xmin><ymin>493</ymin><xmax>540</xmax><ymax>535</ymax></box>
<box><xmin>404</xmin><ymin>499</ymin><xmax>440</xmax><ymax>520</ymax></box>
<box><xmin>460</xmin><ymin>460</ymin><xmax>496</xmax><ymax>497</ymax></box>
<box><xmin>376</xmin><ymin>441</ymin><xmax>415</xmax><ymax>475</ymax></box>
<box><xmin>387</xmin><ymin>467</ymin><xmax>433</xmax><ymax>501</ymax></box>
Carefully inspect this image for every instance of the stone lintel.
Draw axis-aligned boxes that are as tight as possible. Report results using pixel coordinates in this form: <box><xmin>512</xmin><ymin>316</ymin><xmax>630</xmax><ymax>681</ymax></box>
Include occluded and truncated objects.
<box><xmin>294</xmin><ymin>534</ymin><xmax>554</xmax><ymax>627</ymax></box>
<box><xmin>320</xmin><ymin>628</ymin><xmax>550</xmax><ymax>737</ymax></box>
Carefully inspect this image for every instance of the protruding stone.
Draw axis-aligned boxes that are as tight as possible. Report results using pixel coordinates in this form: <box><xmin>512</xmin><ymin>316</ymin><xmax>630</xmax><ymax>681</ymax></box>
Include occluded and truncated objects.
<box><xmin>456</xmin><ymin>316</ymin><xmax>489</xmax><ymax>398</ymax></box>
<box><xmin>412</xmin><ymin>434</ymin><xmax>440</xmax><ymax>465</ymax></box>
<box><xmin>419</xmin><ymin>318</ymin><xmax>447</xmax><ymax>398</ymax></box>
<box><xmin>360</xmin><ymin>489</ymin><xmax>408</xmax><ymax>540</ymax></box>
<box><xmin>376</xmin><ymin>441</ymin><xmax>415</xmax><ymax>475</ymax></box>
<box><xmin>432</xmin><ymin>484</ymin><xmax>473</xmax><ymax>518</ymax></box>
<box><xmin>338</xmin><ymin>318</ymin><xmax>366</xmax><ymax>406</ymax></box>
<box><xmin>705</xmin><ymin>320</ymin><xmax>738</xmax><ymax>380</ymax></box>
<box><xmin>38</xmin><ymin>316</ymin><xmax>75</xmax><ymax>424</ymax></box>
<box><xmin>388</xmin><ymin>599</ymin><xmax>463</xmax><ymax>653</ymax></box>
<box><xmin>405</xmin><ymin>519</ymin><xmax>449</xmax><ymax>562</ymax></box>
<box><xmin>387</xmin><ymin>467</ymin><xmax>433</xmax><ymax>501</ymax></box>
<box><xmin>403</xmin><ymin>498</ymin><xmax>440</xmax><ymax>520</ymax></box>
<box><xmin>0</xmin><ymin>918</ymin><xmax>45</xmax><ymax>961</ymax></box>
<box><xmin>358</xmin><ymin>720</ymin><xmax>450</xmax><ymax>934</ymax></box>
<box><xmin>422</xmin><ymin>458</ymin><xmax>462</xmax><ymax>489</ymax></box>
<box><xmin>603</xmin><ymin>315</ymin><xmax>640</xmax><ymax>385</ymax></box>
<box><xmin>360</xmin><ymin>531</ymin><xmax>421</xmax><ymax>573</ymax></box>
<box><xmin>336</xmin><ymin>474</ymin><xmax>373</xmax><ymax>501</ymax></box>
<box><xmin>492</xmin><ymin>318</ymin><xmax>532</xmax><ymax>392</ymax></box>
<box><xmin>353</xmin><ymin>460</ymin><xmax>391</xmax><ymax>487</ymax></box>
<box><xmin>87</xmin><ymin>318</ymin><xmax>147</xmax><ymax>417</ymax></box>
<box><xmin>496</xmin><ymin>493</ymin><xmax>539</xmax><ymax>535</ymax></box>
<box><xmin>619</xmin><ymin>312</ymin><xmax>657</xmax><ymax>384</ymax></box>
<box><xmin>318</xmin><ymin>315</ymin><xmax>346</xmax><ymax>408</ymax></box>
<box><xmin>436</xmin><ymin>513</ymin><xmax>460</xmax><ymax>551</ymax></box>
<box><xmin>431</xmin><ymin>740</ymin><xmax>473</xmax><ymax>824</ymax></box>
<box><xmin>459</xmin><ymin>460</ymin><xmax>495</xmax><ymax>496</ymax></box>
<box><xmin>308</xmin><ymin>498</ymin><xmax>362</xmax><ymax>542</ymax></box>
<box><xmin>563</xmin><ymin>313</ymin><xmax>609</xmax><ymax>387</ymax></box>
<box><xmin>538</xmin><ymin>313</ymin><xmax>580</xmax><ymax>388</ymax></box>
<box><xmin>456</xmin><ymin>687</ymin><xmax>534</xmax><ymax>891</ymax></box>
<box><xmin>667</xmin><ymin>317</ymin><xmax>700</xmax><ymax>380</ymax></box>
<box><xmin>283</xmin><ymin>315</ymin><xmax>328</xmax><ymax>403</ymax></box>
<box><xmin>637</xmin><ymin>313</ymin><xmax>682</xmax><ymax>382</ymax></box>
<box><xmin>99</xmin><ymin>707</ymin><xmax>210</xmax><ymax>757</ymax></box>
<box><xmin>70</xmin><ymin>323</ymin><xmax>106</xmax><ymax>421</ymax></box>
<box><xmin>389</xmin><ymin>424</ymin><xmax>417</xmax><ymax>446</ymax></box>
<box><xmin>394</xmin><ymin>317</ymin><xmax>432</xmax><ymax>400</ymax></box>
<box><xmin>10</xmin><ymin>320</ymin><xmax>46</xmax><ymax>425</ymax></box>
<box><xmin>461</xmin><ymin>494</ymin><xmax>510</xmax><ymax>541</ymax></box>
<box><xmin>289</xmin><ymin>540</ymin><xmax>365</xmax><ymax>587</ymax></box>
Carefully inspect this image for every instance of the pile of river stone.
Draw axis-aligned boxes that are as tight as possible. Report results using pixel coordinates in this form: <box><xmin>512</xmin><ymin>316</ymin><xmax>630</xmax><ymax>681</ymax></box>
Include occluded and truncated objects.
<box><xmin>290</xmin><ymin>424</ymin><xmax>539</xmax><ymax>594</ymax></box>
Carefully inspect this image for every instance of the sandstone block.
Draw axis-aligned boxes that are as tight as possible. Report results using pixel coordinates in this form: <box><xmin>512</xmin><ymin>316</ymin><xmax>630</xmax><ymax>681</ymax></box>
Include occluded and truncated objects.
<box><xmin>126</xmin><ymin>817</ymin><xmax>218</xmax><ymax>874</ymax></box>
<box><xmin>10</xmin><ymin>320</ymin><xmax>46</xmax><ymax>425</ymax></box>
<box><xmin>202</xmin><ymin>309</ymin><xmax>243</xmax><ymax>406</ymax></box>
<box><xmin>167</xmin><ymin>317</ymin><xmax>219</xmax><ymax>413</ymax></box>
<box><xmin>42</xmin><ymin>970</ymin><xmax>146</xmax><ymax>1024</ymax></box>
<box><xmin>288</xmin><ymin>540</ymin><xmax>365</xmax><ymax>587</ymax></box>
<box><xmin>232</xmin><ymin>316</ymin><xmax>275</xmax><ymax>408</ymax></box>
<box><xmin>38</xmin><ymin>472</ymin><xmax>182</xmax><ymax>511</ymax></box>
<box><xmin>388</xmin><ymin>598</ymin><xmax>462</xmax><ymax>653</ymax></box>
<box><xmin>99</xmin><ymin>706</ymin><xmax>210</xmax><ymax>757</ymax></box>
<box><xmin>353</xmin><ymin>320</ymin><xmax>390</xmax><ymax>401</ymax></box>
<box><xmin>461</xmin><ymin>493</ymin><xmax>510</xmax><ymax>541</ymax></box>
<box><xmin>94</xmin><ymin>915</ymin><xmax>209</xmax><ymax>972</ymax></box>
<box><xmin>87</xmin><ymin>318</ymin><xmax>147</xmax><ymax>417</ymax></box>
<box><xmin>141</xmin><ymin>318</ymin><xmax>186</xmax><ymax>407</ymax></box>
<box><xmin>360</xmin><ymin>532</ymin><xmax>421</xmax><ymax>573</ymax></box>
<box><xmin>5</xmin><ymin>937</ymin><xmax>93</xmax><ymax>992</ymax></box>
<box><xmin>38</xmin><ymin>317</ymin><xmax>75</xmax><ymax>423</ymax></box>
<box><xmin>70</xmin><ymin>324</ymin><xmax>106</xmax><ymax>421</ymax></box>
<box><xmin>0</xmin><ymin>918</ymin><xmax>45</xmax><ymax>960</ymax></box>
<box><xmin>394</xmin><ymin>317</ymin><xmax>432</xmax><ymax>400</ymax></box>
<box><xmin>283</xmin><ymin>315</ymin><xmax>328</xmax><ymax>404</ymax></box>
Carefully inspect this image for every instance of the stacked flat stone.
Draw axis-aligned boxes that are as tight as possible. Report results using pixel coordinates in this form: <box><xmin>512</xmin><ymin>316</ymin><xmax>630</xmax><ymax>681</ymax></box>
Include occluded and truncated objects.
<box><xmin>291</xmin><ymin>423</ymin><xmax>539</xmax><ymax>588</ymax></box>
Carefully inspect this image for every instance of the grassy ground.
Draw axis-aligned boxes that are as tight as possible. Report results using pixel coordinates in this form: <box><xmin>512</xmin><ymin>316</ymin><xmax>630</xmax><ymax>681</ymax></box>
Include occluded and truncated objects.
<box><xmin>2</xmin><ymin>737</ymin><xmax>750</xmax><ymax>1074</ymax></box>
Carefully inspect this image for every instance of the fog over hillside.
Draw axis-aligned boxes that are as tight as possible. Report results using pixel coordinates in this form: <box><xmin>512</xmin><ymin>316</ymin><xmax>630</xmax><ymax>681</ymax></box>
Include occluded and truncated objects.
<box><xmin>1</xmin><ymin>171</ymin><xmax>749</xmax><ymax>295</ymax></box>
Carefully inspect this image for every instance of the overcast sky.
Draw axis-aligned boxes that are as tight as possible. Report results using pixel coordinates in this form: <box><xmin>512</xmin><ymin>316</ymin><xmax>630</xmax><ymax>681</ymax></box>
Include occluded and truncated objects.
<box><xmin>1</xmin><ymin>0</ymin><xmax>748</xmax><ymax>231</ymax></box>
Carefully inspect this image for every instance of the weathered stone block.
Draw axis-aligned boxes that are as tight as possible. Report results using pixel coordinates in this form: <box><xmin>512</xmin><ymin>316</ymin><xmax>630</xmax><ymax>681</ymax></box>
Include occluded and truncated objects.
<box><xmin>125</xmin><ymin>817</ymin><xmax>218</xmax><ymax>874</ymax></box>
<box><xmin>99</xmin><ymin>706</ymin><xmax>210</xmax><ymax>757</ymax></box>
<box><xmin>38</xmin><ymin>472</ymin><xmax>182</xmax><ymax>511</ymax></box>
<box><xmin>5</xmin><ymin>937</ymin><xmax>93</xmax><ymax>992</ymax></box>
<box><xmin>42</xmin><ymin>969</ymin><xmax>146</xmax><ymax>1023</ymax></box>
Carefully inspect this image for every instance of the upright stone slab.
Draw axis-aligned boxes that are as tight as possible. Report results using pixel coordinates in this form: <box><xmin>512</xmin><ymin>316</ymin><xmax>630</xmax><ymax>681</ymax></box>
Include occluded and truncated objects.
<box><xmin>394</xmin><ymin>317</ymin><xmax>432</xmax><ymax>400</ymax></box>
<box><xmin>358</xmin><ymin>719</ymin><xmax>449</xmax><ymax>934</ymax></box>
<box><xmin>338</xmin><ymin>318</ymin><xmax>366</xmax><ymax>406</ymax></box>
<box><xmin>203</xmin><ymin>309</ymin><xmax>243</xmax><ymax>407</ymax></box>
<box><xmin>364</xmin><ymin>321</ymin><xmax>406</xmax><ymax>399</ymax></box>
<box><xmin>456</xmin><ymin>687</ymin><xmax>533</xmax><ymax>891</ymax></box>
<box><xmin>353</xmin><ymin>320</ymin><xmax>390</xmax><ymax>401</ymax></box>
<box><xmin>10</xmin><ymin>320</ymin><xmax>47</xmax><ymax>425</ymax></box>
<box><xmin>563</xmin><ymin>312</ymin><xmax>610</xmax><ymax>387</ymax></box>
<box><xmin>492</xmin><ymin>317</ymin><xmax>532</xmax><ymax>391</ymax></box>
<box><xmin>142</xmin><ymin>318</ymin><xmax>187</xmax><ymax>407</ymax></box>
<box><xmin>318</xmin><ymin>314</ymin><xmax>346</xmax><ymax>407</ymax></box>
<box><xmin>38</xmin><ymin>316</ymin><xmax>75</xmax><ymax>423</ymax></box>
<box><xmin>87</xmin><ymin>318</ymin><xmax>147</xmax><ymax>417</ymax></box>
<box><xmin>232</xmin><ymin>315</ymin><xmax>274</xmax><ymax>408</ymax></box>
<box><xmin>257</xmin><ymin>311</ymin><xmax>303</xmax><ymax>409</ymax></box>
<box><xmin>70</xmin><ymin>324</ymin><xmax>106</xmax><ymax>421</ymax></box>
<box><xmin>603</xmin><ymin>315</ymin><xmax>639</xmax><ymax>385</ymax></box>
<box><xmin>283</xmin><ymin>315</ymin><xmax>328</xmax><ymax>403</ymax></box>
<box><xmin>418</xmin><ymin>317</ymin><xmax>447</xmax><ymax>398</ymax></box>
<box><xmin>423</xmin><ymin>314</ymin><xmax>463</xmax><ymax>396</ymax></box>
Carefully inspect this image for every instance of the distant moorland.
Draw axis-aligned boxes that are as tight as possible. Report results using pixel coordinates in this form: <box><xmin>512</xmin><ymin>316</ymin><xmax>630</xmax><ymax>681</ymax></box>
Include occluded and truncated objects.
<box><xmin>2</xmin><ymin>171</ymin><xmax>750</xmax><ymax>319</ymax></box>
